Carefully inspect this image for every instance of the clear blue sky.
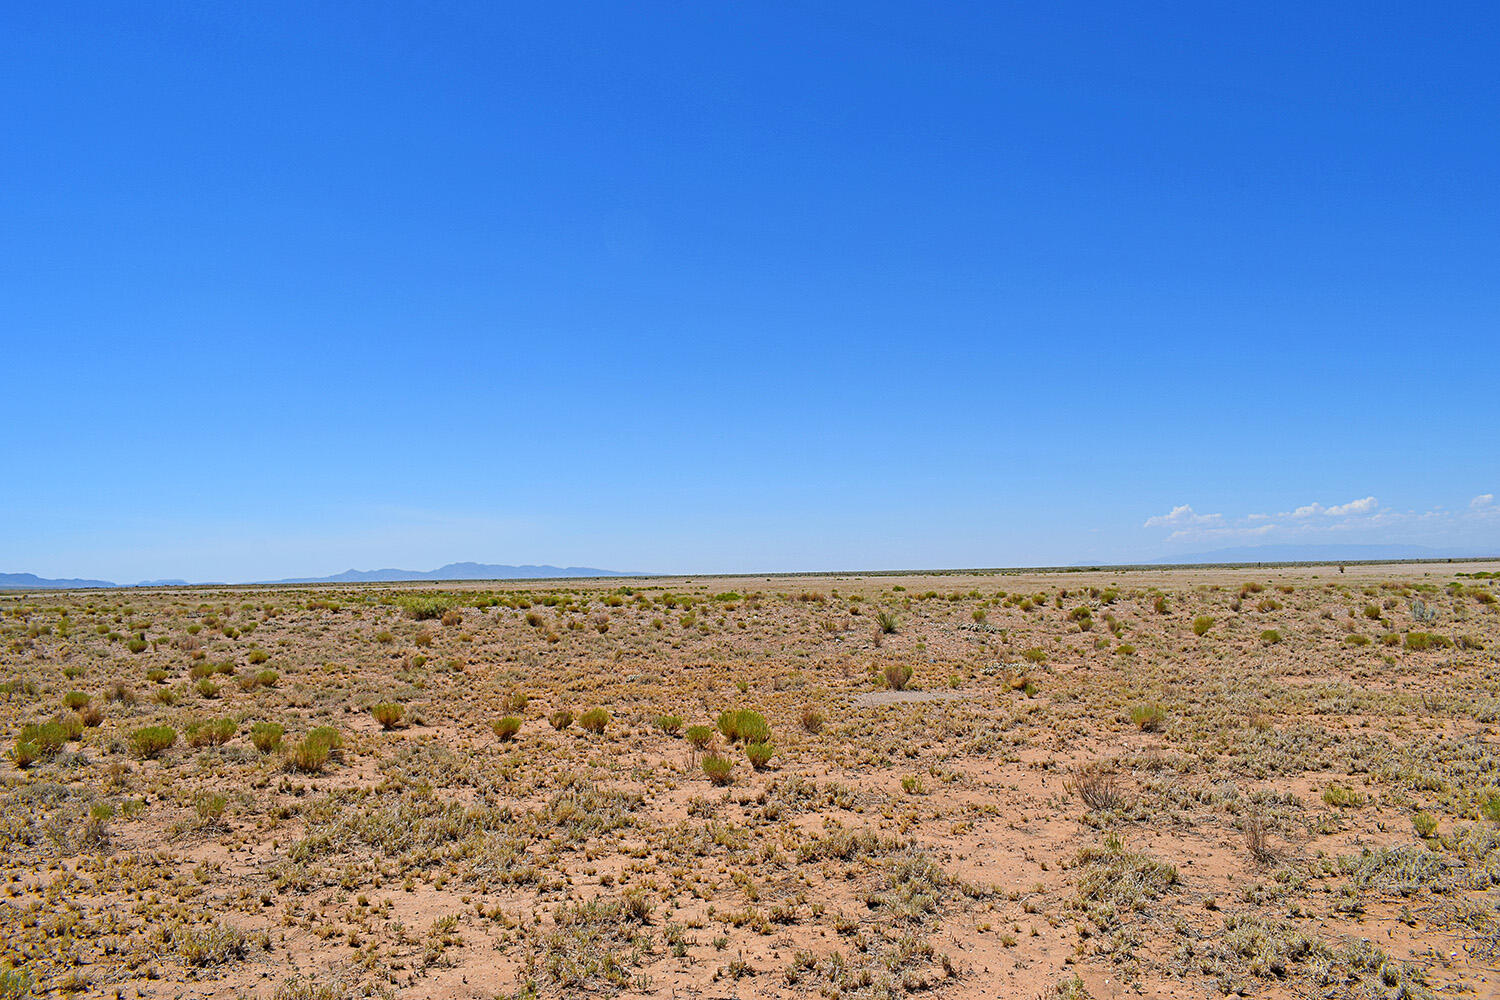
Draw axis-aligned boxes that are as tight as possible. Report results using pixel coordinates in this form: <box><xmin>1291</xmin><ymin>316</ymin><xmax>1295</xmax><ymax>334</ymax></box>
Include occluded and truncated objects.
<box><xmin>4</xmin><ymin>2</ymin><xmax>1497</xmax><ymax>582</ymax></box>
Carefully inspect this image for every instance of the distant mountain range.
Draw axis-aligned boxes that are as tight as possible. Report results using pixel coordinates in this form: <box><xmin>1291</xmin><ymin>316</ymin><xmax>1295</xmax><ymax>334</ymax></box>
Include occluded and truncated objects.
<box><xmin>0</xmin><ymin>572</ymin><xmax>120</xmax><ymax>590</ymax></box>
<box><xmin>268</xmin><ymin>562</ymin><xmax>636</xmax><ymax>584</ymax></box>
<box><xmin>1145</xmin><ymin>543</ymin><xmax>1475</xmax><ymax>565</ymax></box>
<box><xmin>0</xmin><ymin>563</ymin><xmax>636</xmax><ymax>590</ymax></box>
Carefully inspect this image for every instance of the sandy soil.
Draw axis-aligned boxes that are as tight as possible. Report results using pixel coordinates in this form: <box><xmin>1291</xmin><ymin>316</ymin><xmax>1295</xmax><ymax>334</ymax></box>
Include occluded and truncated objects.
<box><xmin>1</xmin><ymin>560</ymin><xmax>1498</xmax><ymax>999</ymax></box>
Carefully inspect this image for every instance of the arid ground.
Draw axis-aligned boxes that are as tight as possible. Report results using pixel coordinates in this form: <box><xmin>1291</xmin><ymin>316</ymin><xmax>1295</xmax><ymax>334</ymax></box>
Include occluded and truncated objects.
<box><xmin>3</xmin><ymin>562</ymin><xmax>1500</xmax><ymax>999</ymax></box>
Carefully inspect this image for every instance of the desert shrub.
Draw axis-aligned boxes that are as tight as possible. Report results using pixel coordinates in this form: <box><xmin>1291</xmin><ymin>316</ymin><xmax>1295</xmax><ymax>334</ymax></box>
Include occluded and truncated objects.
<box><xmin>686</xmin><ymin>724</ymin><xmax>715</xmax><ymax>750</ymax></box>
<box><xmin>1260</xmin><ymin>629</ymin><xmax>1282</xmax><ymax>645</ymax></box>
<box><xmin>1130</xmin><ymin>704</ymin><xmax>1167</xmax><ymax>732</ymax></box>
<box><xmin>1322</xmin><ymin>783</ymin><xmax>1366</xmax><ymax>808</ymax></box>
<box><xmin>129</xmin><ymin>725</ymin><xmax>177</xmax><ymax>759</ymax></box>
<box><xmin>501</xmin><ymin>691</ymin><xmax>529</xmax><ymax>713</ymax></box>
<box><xmin>1404</xmin><ymin>631</ymin><xmax>1452</xmax><ymax>651</ymax></box>
<box><xmin>654</xmin><ymin>714</ymin><xmax>682</xmax><ymax>735</ymax></box>
<box><xmin>287</xmin><ymin>736</ymin><xmax>330</xmax><ymax>773</ymax></box>
<box><xmin>196</xmin><ymin>678</ymin><xmax>221</xmax><ymax>698</ymax></box>
<box><xmin>799</xmin><ymin>707</ymin><xmax>825</xmax><ymax>734</ymax></box>
<box><xmin>255</xmin><ymin>669</ymin><xmax>279</xmax><ymax>687</ymax></box>
<box><xmin>882</xmin><ymin>663</ymin><xmax>913</xmax><ymax>690</ymax></box>
<box><xmin>1192</xmin><ymin>615</ymin><xmax>1215</xmax><ymax>636</ymax></box>
<box><xmin>579</xmin><ymin>708</ymin><xmax>609</xmax><ymax>734</ymax></box>
<box><xmin>703</xmin><ymin>754</ymin><xmax>734</xmax><ymax>785</ymax></box>
<box><xmin>1066</xmin><ymin>762</ymin><xmax>1124</xmax><ymax>812</ymax></box>
<box><xmin>1021</xmin><ymin>647</ymin><xmax>1048</xmax><ymax>664</ymax></box>
<box><xmin>126</xmin><ymin>638</ymin><xmax>147</xmax><ymax>654</ymax></box>
<box><xmin>1152</xmin><ymin>595</ymin><xmax>1168</xmax><ymax>614</ymax></box>
<box><xmin>440</xmin><ymin>609</ymin><xmax>462</xmax><ymax>626</ymax></box>
<box><xmin>876</xmin><ymin>611</ymin><xmax>898</xmax><ymax>634</ymax></box>
<box><xmin>175</xmin><ymin>921</ymin><xmax>245</xmax><ymax>966</ymax></box>
<box><xmin>1075</xmin><ymin>834</ymin><xmax>1178</xmax><ymax>913</ymax></box>
<box><xmin>62</xmin><ymin>691</ymin><xmax>89</xmax><ymax>710</ymax></box>
<box><xmin>745</xmin><ymin>741</ymin><xmax>775</xmax><ymax>771</ymax></box>
<box><xmin>13</xmin><ymin>721</ymin><xmax>68</xmax><ymax>768</ymax></box>
<box><xmin>1458</xmin><ymin>634</ymin><xmax>1485</xmax><ymax>650</ymax></box>
<box><xmin>250</xmin><ymin>722</ymin><xmax>284</xmax><ymax>753</ymax></box>
<box><xmin>247</xmin><ymin>649</ymin><xmax>270</xmax><ymax>665</ymax></box>
<box><xmin>195</xmin><ymin>790</ymin><xmax>229</xmax><ymax>826</ymax></box>
<box><xmin>186</xmin><ymin>717</ymin><xmax>236</xmax><ymax>748</ymax></box>
<box><xmin>374</xmin><ymin>630</ymin><xmax>395</xmax><ymax>644</ymax></box>
<box><xmin>549</xmin><ymin>709</ymin><xmax>573</xmax><ymax>730</ymax></box>
<box><xmin>1345</xmin><ymin>634</ymin><xmax>1371</xmax><ymax>647</ymax></box>
<box><xmin>146</xmin><ymin>667</ymin><xmax>169</xmax><ymax>683</ymax></box>
<box><xmin>370</xmin><ymin>703</ymin><xmax>404</xmax><ymax>729</ymax></box>
<box><xmin>1413</xmin><ymin>812</ymin><xmax>1438</xmax><ymax>838</ymax></box>
<box><xmin>717</xmin><ymin>709</ymin><xmax>770</xmax><ymax>744</ymax></box>
<box><xmin>399</xmin><ymin>596</ymin><xmax>451</xmax><ymax>621</ymax></box>
<box><xmin>492</xmin><ymin>716</ymin><xmax>522</xmax><ymax>741</ymax></box>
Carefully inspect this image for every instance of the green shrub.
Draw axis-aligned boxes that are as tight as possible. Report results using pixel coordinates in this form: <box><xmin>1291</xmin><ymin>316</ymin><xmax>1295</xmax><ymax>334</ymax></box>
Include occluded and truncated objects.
<box><xmin>876</xmin><ymin>611</ymin><xmax>898</xmax><ymax>634</ymax></box>
<box><xmin>686</xmin><ymin>724</ymin><xmax>715</xmax><ymax>750</ymax></box>
<box><xmin>398</xmin><ymin>595</ymin><xmax>452</xmax><ymax>621</ymax></box>
<box><xmin>62</xmin><ymin>691</ymin><xmax>90</xmax><ymax>711</ymax></box>
<box><xmin>255</xmin><ymin>669</ymin><xmax>279</xmax><ymax>687</ymax></box>
<box><xmin>549</xmin><ymin>709</ymin><xmax>573</xmax><ymax>730</ymax></box>
<box><xmin>287</xmin><ymin>734</ymin><xmax>332</xmax><ymax>773</ymax></box>
<box><xmin>745</xmin><ymin>741</ymin><xmax>775</xmax><ymax>770</ymax></box>
<box><xmin>1130</xmin><ymin>704</ymin><xmax>1167</xmax><ymax>732</ymax></box>
<box><xmin>1405</xmin><ymin>631</ymin><xmax>1453</xmax><ymax>651</ymax></box>
<box><xmin>703</xmin><ymin>754</ymin><xmax>734</xmax><ymax>785</ymax></box>
<box><xmin>1345</xmin><ymin>634</ymin><xmax>1371</xmax><ymax>647</ymax></box>
<box><xmin>1192</xmin><ymin>616</ymin><xmax>1214</xmax><ymax>636</ymax></box>
<box><xmin>186</xmin><ymin>717</ymin><xmax>236</xmax><ymax>748</ymax></box>
<box><xmin>655</xmin><ymin>714</ymin><xmax>683</xmax><ymax>735</ymax></box>
<box><xmin>195</xmin><ymin>678</ymin><xmax>221</xmax><ymax>698</ymax></box>
<box><xmin>492</xmin><ymin>716</ymin><xmax>522</xmax><ymax>741</ymax></box>
<box><xmin>129</xmin><ymin>725</ymin><xmax>177</xmax><ymax>759</ymax></box>
<box><xmin>1322</xmin><ymin>783</ymin><xmax>1365</xmax><ymax>808</ymax></box>
<box><xmin>1413</xmin><ymin>812</ymin><xmax>1438</xmax><ymax>838</ymax></box>
<box><xmin>579</xmin><ymin>708</ymin><xmax>609</xmax><ymax>734</ymax></box>
<box><xmin>370</xmin><ymin>703</ymin><xmax>404</xmax><ymax>729</ymax></box>
<box><xmin>1260</xmin><ymin>629</ymin><xmax>1282</xmax><ymax>645</ymax></box>
<box><xmin>126</xmin><ymin>638</ymin><xmax>148</xmax><ymax>654</ymax></box>
<box><xmin>717</xmin><ymin>709</ymin><xmax>770</xmax><ymax>744</ymax></box>
<box><xmin>249</xmin><ymin>722</ymin><xmax>284</xmax><ymax>753</ymax></box>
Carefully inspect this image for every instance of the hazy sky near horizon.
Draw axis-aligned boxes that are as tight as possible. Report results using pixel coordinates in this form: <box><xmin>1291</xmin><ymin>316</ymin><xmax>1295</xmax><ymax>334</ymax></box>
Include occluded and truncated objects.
<box><xmin>4</xmin><ymin>2</ymin><xmax>1498</xmax><ymax>582</ymax></box>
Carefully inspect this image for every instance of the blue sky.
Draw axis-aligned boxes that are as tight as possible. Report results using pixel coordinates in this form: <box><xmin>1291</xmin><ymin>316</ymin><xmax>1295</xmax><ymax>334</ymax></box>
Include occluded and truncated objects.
<box><xmin>3</xmin><ymin>2</ymin><xmax>1498</xmax><ymax>582</ymax></box>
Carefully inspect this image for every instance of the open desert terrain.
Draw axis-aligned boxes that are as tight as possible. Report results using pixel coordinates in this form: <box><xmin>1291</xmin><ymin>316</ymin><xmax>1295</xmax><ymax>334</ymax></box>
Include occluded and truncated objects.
<box><xmin>3</xmin><ymin>561</ymin><xmax>1500</xmax><ymax>999</ymax></box>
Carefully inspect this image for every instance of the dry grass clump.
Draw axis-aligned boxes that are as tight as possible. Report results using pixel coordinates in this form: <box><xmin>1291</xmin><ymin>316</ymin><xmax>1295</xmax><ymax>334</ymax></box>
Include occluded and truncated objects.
<box><xmin>1066</xmin><ymin>761</ymin><xmax>1125</xmax><ymax>812</ymax></box>
<box><xmin>578</xmin><ymin>707</ymin><xmax>609</xmax><ymax>734</ymax></box>
<box><xmin>491</xmin><ymin>716</ymin><xmax>522</xmax><ymax>741</ymax></box>
<box><xmin>370</xmin><ymin>702</ymin><xmax>404</xmax><ymax>729</ymax></box>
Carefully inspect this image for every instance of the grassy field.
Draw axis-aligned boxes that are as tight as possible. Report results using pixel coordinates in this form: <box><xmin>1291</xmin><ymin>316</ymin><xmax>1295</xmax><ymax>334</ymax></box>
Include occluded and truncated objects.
<box><xmin>2</xmin><ymin>561</ymin><xmax>1499</xmax><ymax>999</ymax></box>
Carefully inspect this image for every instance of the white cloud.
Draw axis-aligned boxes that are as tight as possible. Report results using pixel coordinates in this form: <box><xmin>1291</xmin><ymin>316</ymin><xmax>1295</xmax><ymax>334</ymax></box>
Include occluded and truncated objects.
<box><xmin>1285</xmin><ymin>496</ymin><xmax>1378</xmax><ymax>519</ymax></box>
<box><xmin>1143</xmin><ymin>505</ymin><xmax>1222</xmax><ymax>529</ymax></box>
<box><xmin>1473</xmin><ymin>493</ymin><xmax>1495</xmax><ymax>509</ymax></box>
<box><xmin>1326</xmin><ymin>496</ymin><xmax>1378</xmax><ymax>516</ymax></box>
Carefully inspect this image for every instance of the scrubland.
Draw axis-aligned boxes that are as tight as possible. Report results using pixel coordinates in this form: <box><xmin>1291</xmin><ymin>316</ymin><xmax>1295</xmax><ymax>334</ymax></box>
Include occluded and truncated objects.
<box><xmin>2</xmin><ymin>561</ymin><xmax>1500</xmax><ymax>999</ymax></box>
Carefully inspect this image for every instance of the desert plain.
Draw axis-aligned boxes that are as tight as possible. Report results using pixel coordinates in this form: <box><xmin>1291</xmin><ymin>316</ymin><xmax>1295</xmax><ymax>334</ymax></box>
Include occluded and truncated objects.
<box><xmin>3</xmin><ymin>561</ymin><xmax>1500</xmax><ymax>999</ymax></box>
